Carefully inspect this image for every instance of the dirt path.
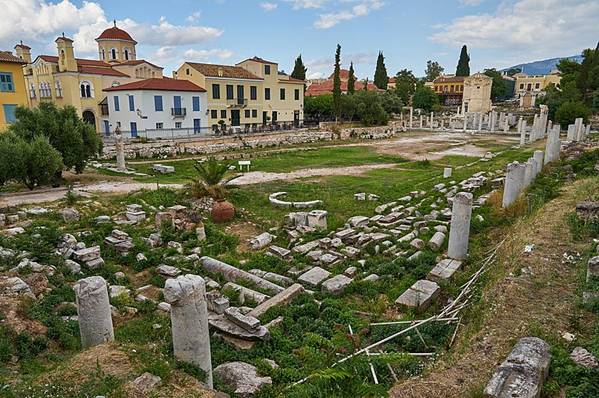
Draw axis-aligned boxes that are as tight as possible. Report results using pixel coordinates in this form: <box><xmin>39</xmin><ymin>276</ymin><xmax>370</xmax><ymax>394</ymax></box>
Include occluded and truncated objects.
<box><xmin>389</xmin><ymin>177</ymin><xmax>597</xmax><ymax>397</ymax></box>
<box><xmin>228</xmin><ymin>163</ymin><xmax>400</xmax><ymax>185</ymax></box>
<box><xmin>0</xmin><ymin>182</ymin><xmax>184</xmax><ymax>207</ymax></box>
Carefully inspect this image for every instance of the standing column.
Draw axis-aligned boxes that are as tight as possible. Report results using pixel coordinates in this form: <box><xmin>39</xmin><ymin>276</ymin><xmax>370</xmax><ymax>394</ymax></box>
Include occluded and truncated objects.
<box><xmin>165</xmin><ymin>274</ymin><xmax>213</xmax><ymax>388</ymax></box>
<box><xmin>517</xmin><ymin>117</ymin><xmax>522</xmax><ymax>137</ymax></box>
<box><xmin>503</xmin><ymin>117</ymin><xmax>509</xmax><ymax>133</ymax></box>
<box><xmin>419</xmin><ymin>115</ymin><xmax>423</xmax><ymax>129</ymax></box>
<box><xmin>409</xmin><ymin>107</ymin><xmax>413</xmax><ymax>130</ymax></box>
<box><xmin>115</xmin><ymin>129</ymin><xmax>126</xmax><ymax>172</ymax></box>
<box><xmin>574</xmin><ymin>118</ymin><xmax>583</xmax><ymax>141</ymax></box>
<box><xmin>519</xmin><ymin>119</ymin><xmax>526</xmax><ymax>146</ymax></box>
<box><xmin>430</xmin><ymin>112</ymin><xmax>434</xmax><ymax>130</ymax></box>
<box><xmin>531</xmin><ymin>114</ymin><xmax>539</xmax><ymax>141</ymax></box>
<box><xmin>544</xmin><ymin>125</ymin><xmax>561</xmax><ymax>165</ymax></box>
<box><xmin>502</xmin><ymin>161</ymin><xmax>525</xmax><ymax>208</ymax></box>
<box><xmin>448</xmin><ymin>192</ymin><xmax>473</xmax><ymax>260</ymax></box>
<box><xmin>533</xmin><ymin>150</ymin><xmax>544</xmax><ymax>176</ymax></box>
<box><xmin>74</xmin><ymin>276</ymin><xmax>114</xmax><ymax>348</ymax></box>
<box><xmin>524</xmin><ymin>158</ymin><xmax>535</xmax><ymax>188</ymax></box>
<box><xmin>478</xmin><ymin>113</ymin><xmax>483</xmax><ymax>132</ymax></box>
<box><xmin>463</xmin><ymin>114</ymin><xmax>468</xmax><ymax>132</ymax></box>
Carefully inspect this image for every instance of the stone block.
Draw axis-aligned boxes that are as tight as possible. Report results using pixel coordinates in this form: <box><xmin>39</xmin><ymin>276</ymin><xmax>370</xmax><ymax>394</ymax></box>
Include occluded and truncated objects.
<box><xmin>298</xmin><ymin>267</ymin><xmax>331</xmax><ymax>288</ymax></box>
<box><xmin>321</xmin><ymin>274</ymin><xmax>353</xmax><ymax>295</ymax></box>
<box><xmin>395</xmin><ymin>279</ymin><xmax>440</xmax><ymax>309</ymax></box>
<box><xmin>428</xmin><ymin>259</ymin><xmax>462</xmax><ymax>282</ymax></box>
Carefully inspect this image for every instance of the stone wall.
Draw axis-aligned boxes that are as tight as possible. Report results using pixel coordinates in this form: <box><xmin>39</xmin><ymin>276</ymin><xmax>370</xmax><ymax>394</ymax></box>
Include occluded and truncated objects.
<box><xmin>100</xmin><ymin>126</ymin><xmax>400</xmax><ymax>160</ymax></box>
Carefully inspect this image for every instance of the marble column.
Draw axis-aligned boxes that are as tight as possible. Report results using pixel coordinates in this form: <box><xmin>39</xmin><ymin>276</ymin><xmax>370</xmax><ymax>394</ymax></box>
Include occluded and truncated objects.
<box><xmin>448</xmin><ymin>192</ymin><xmax>473</xmax><ymax>260</ymax></box>
<box><xmin>165</xmin><ymin>274</ymin><xmax>213</xmax><ymax>388</ymax></box>
<box><xmin>533</xmin><ymin>150</ymin><xmax>544</xmax><ymax>175</ymax></box>
<box><xmin>74</xmin><ymin>276</ymin><xmax>114</xmax><ymax>348</ymax></box>
<box><xmin>409</xmin><ymin>107</ymin><xmax>413</xmax><ymax>130</ymax></box>
<box><xmin>502</xmin><ymin>161</ymin><xmax>525</xmax><ymax>208</ymax></box>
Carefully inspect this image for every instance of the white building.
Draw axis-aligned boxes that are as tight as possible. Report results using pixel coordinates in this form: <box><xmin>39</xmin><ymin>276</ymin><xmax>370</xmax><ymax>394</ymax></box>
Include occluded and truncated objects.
<box><xmin>103</xmin><ymin>77</ymin><xmax>208</xmax><ymax>138</ymax></box>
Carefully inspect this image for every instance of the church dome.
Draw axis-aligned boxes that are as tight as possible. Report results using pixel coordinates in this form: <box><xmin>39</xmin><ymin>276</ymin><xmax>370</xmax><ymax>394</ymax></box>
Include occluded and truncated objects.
<box><xmin>96</xmin><ymin>22</ymin><xmax>137</xmax><ymax>44</ymax></box>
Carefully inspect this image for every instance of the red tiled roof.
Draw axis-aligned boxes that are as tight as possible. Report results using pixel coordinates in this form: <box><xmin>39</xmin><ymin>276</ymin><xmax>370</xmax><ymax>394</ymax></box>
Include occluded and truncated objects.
<box><xmin>328</xmin><ymin>69</ymin><xmax>350</xmax><ymax>80</ymax></box>
<box><xmin>96</xmin><ymin>26</ymin><xmax>137</xmax><ymax>44</ymax></box>
<box><xmin>79</xmin><ymin>66</ymin><xmax>129</xmax><ymax>77</ymax></box>
<box><xmin>104</xmin><ymin>77</ymin><xmax>206</xmax><ymax>92</ymax></box>
<box><xmin>115</xmin><ymin>59</ymin><xmax>163</xmax><ymax>69</ymax></box>
<box><xmin>14</xmin><ymin>43</ymin><xmax>31</xmax><ymax>50</ymax></box>
<box><xmin>279</xmin><ymin>76</ymin><xmax>305</xmax><ymax>84</ymax></box>
<box><xmin>0</xmin><ymin>51</ymin><xmax>27</xmax><ymax>64</ymax></box>
<box><xmin>388</xmin><ymin>77</ymin><xmax>396</xmax><ymax>83</ymax></box>
<box><xmin>37</xmin><ymin>55</ymin><xmax>130</xmax><ymax>77</ymax></box>
<box><xmin>186</xmin><ymin>62</ymin><xmax>261</xmax><ymax>80</ymax></box>
<box><xmin>238</xmin><ymin>56</ymin><xmax>277</xmax><ymax>65</ymax></box>
<box><xmin>306</xmin><ymin>79</ymin><xmax>379</xmax><ymax>96</ymax></box>
<box><xmin>433</xmin><ymin>75</ymin><xmax>465</xmax><ymax>84</ymax></box>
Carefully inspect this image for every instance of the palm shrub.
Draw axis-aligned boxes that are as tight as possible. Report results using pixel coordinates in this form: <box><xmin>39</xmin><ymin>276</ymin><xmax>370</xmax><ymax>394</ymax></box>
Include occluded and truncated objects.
<box><xmin>190</xmin><ymin>157</ymin><xmax>234</xmax><ymax>200</ymax></box>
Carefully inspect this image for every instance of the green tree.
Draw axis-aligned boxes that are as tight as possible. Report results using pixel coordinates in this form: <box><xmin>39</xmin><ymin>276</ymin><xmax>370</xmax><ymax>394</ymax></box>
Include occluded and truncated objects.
<box><xmin>483</xmin><ymin>68</ymin><xmax>507</xmax><ymax>100</ymax></box>
<box><xmin>373</xmin><ymin>51</ymin><xmax>389</xmax><ymax>89</ymax></box>
<box><xmin>347</xmin><ymin>62</ymin><xmax>356</xmax><ymax>94</ymax></box>
<box><xmin>0</xmin><ymin>133</ymin><xmax>27</xmax><ymax>186</ymax></box>
<box><xmin>304</xmin><ymin>94</ymin><xmax>334</xmax><ymax>121</ymax></box>
<box><xmin>291</xmin><ymin>54</ymin><xmax>307</xmax><ymax>91</ymax></box>
<box><xmin>340</xmin><ymin>94</ymin><xmax>358</xmax><ymax>121</ymax></box>
<box><xmin>425</xmin><ymin>60</ymin><xmax>444</xmax><ymax>81</ymax></box>
<box><xmin>22</xmin><ymin>135</ymin><xmax>64</xmax><ymax>190</ymax></box>
<box><xmin>354</xmin><ymin>91</ymin><xmax>389</xmax><ymax>126</ymax></box>
<box><xmin>555</xmin><ymin>101</ymin><xmax>590</xmax><ymax>126</ymax></box>
<box><xmin>394</xmin><ymin>69</ymin><xmax>418</xmax><ymax>104</ymax></box>
<box><xmin>333</xmin><ymin>44</ymin><xmax>342</xmax><ymax>121</ymax></box>
<box><xmin>380</xmin><ymin>90</ymin><xmax>403</xmax><ymax>115</ymax></box>
<box><xmin>10</xmin><ymin>102</ymin><xmax>101</xmax><ymax>173</ymax></box>
<box><xmin>455</xmin><ymin>45</ymin><xmax>470</xmax><ymax>77</ymax></box>
<box><xmin>412</xmin><ymin>84</ymin><xmax>439</xmax><ymax>112</ymax></box>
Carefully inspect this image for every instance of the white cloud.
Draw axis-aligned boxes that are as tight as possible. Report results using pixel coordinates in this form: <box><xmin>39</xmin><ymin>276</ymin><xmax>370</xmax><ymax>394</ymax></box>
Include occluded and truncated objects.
<box><xmin>430</xmin><ymin>0</ymin><xmax>599</xmax><ymax>62</ymax></box>
<box><xmin>458</xmin><ymin>0</ymin><xmax>484</xmax><ymax>5</ymax></box>
<box><xmin>305</xmin><ymin>51</ymin><xmax>375</xmax><ymax>78</ymax></box>
<box><xmin>314</xmin><ymin>0</ymin><xmax>383</xmax><ymax>29</ymax></box>
<box><xmin>186</xmin><ymin>11</ymin><xmax>202</xmax><ymax>23</ymax></box>
<box><xmin>260</xmin><ymin>2</ymin><xmax>278</xmax><ymax>11</ymax></box>
<box><xmin>0</xmin><ymin>0</ymin><xmax>222</xmax><ymax>57</ymax></box>
<box><xmin>287</xmin><ymin>0</ymin><xmax>329</xmax><ymax>9</ymax></box>
<box><xmin>184</xmin><ymin>48</ymin><xmax>234</xmax><ymax>61</ymax></box>
<box><xmin>307</xmin><ymin>71</ymin><xmax>324</xmax><ymax>79</ymax></box>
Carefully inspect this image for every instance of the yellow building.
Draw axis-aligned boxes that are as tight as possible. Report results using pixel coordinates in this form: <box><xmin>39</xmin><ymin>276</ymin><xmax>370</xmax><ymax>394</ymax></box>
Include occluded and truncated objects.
<box><xmin>430</xmin><ymin>75</ymin><xmax>465</xmax><ymax>106</ymax></box>
<box><xmin>0</xmin><ymin>50</ymin><xmax>27</xmax><ymax>131</ymax></box>
<box><xmin>174</xmin><ymin>57</ymin><xmax>304</xmax><ymax>130</ymax></box>
<box><xmin>514</xmin><ymin>71</ymin><xmax>561</xmax><ymax>108</ymax></box>
<box><xmin>16</xmin><ymin>22</ymin><xmax>163</xmax><ymax>133</ymax></box>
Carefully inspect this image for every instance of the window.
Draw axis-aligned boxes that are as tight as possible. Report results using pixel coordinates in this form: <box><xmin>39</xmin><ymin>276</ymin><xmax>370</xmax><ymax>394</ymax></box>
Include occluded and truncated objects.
<box><xmin>535</xmin><ymin>82</ymin><xmax>540</xmax><ymax>89</ymax></box>
<box><xmin>527</xmin><ymin>83</ymin><xmax>532</xmax><ymax>91</ymax></box>
<box><xmin>265</xmin><ymin>87</ymin><xmax>271</xmax><ymax>100</ymax></box>
<box><xmin>3</xmin><ymin>104</ymin><xmax>17</xmax><ymax>124</ymax></box>
<box><xmin>245</xmin><ymin>109</ymin><xmax>251</xmax><ymax>118</ymax></box>
<box><xmin>156</xmin><ymin>122</ymin><xmax>164</xmax><ymax>129</ymax></box>
<box><xmin>280</xmin><ymin>88</ymin><xmax>285</xmax><ymax>100</ymax></box>
<box><xmin>40</xmin><ymin>83</ymin><xmax>51</xmax><ymax>98</ymax></box>
<box><xmin>186</xmin><ymin>68</ymin><xmax>190</xmax><ymax>75</ymax></box>
<box><xmin>175</xmin><ymin>122</ymin><xmax>182</xmax><ymax>129</ymax></box>
<box><xmin>295</xmin><ymin>89</ymin><xmax>300</xmax><ymax>101</ymax></box>
<box><xmin>101</xmin><ymin>49</ymin><xmax>105</xmax><ymax>60</ymax></box>
<box><xmin>221</xmin><ymin>110</ymin><xmax>226</xmax><ymax>119</ymax></box>
<box><xmin>264</xmin><ymin>65</ymin><xmax>271</xmax><ymax>75</ymax></box>
<box><xmin>80</xmin><ymin>81</ymin><xmax>93</xmax><ymax>98</ymax></box>
<box><xmin>520</xmin><ymin>83</ymin><xmax>524</xmax><ymax>89</ymax></box>
<box><xmin>226</xmin><ymin>84</ymin><xmax>234</xmax><ymax>100</ymax></box>
<box><xmin>55</xmin><ymin>81</ymin><xmax>62</xmax><ymax>98</ymax></box>
<box><xmin>252</xmin><ymin>109</ymin><xmax>257</xmax><ymax>118</ymax></box>
<box><xmin>250</xmin><ymin>86</ymin><xmax>257</xmax><ymax>100</ymax></box>
<box><xmin>124</xmin><ymin>48</ymin><xmax>130</xmax><ymax>61</ymax></box>
<box><xmin>154</xmin><ymin>95</ymin><xmax>163</xmax><ymax>111</ymax></box>
<box><xmin>29</xmin><ymin>84</ymin><xmax>36</xmax><ymax>98</ymax></box>
<box><xmin>237</xmin><ymin>85</ymin><xmax>244</xmax><ymax>100</ymax></box>
<box><xmin>113</xmin><ymin>95</ymin><xmax>120</xmax><ymax>111</ymax></box>
<box><xmin>192</xmin><ymin>96</ymin><xmax>200</xmax><ymax>112</ymax></box>
<box><xmin>0</xmin><ymin>73</ymin><xmax>14</xmax><ymax>92</ymax></box>
<box><xmin>211</xmin><ymin>109</ymin><xmax>218</xmax><ymax>119</ymax></box>
<box><xmin>212</xmin><ymin>84</ymin><xmax>220</xmax><ymax>99</ymax></box>
<box><xmin>111</xmin><ymin>48</ymin><xmax>117</xmax><ymax>60</ymax></box>
<box><xmin>128</xmin><ymin>95</ymin><xmax>135</xmax><ymax>111</ymax></box>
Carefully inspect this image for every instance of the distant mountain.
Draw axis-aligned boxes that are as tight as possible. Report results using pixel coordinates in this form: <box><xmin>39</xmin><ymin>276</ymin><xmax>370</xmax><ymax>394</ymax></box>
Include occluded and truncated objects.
<box><xmin>502</xmin><ymin>55</ymin><xmax>584</xmax><ymax>75</ymax></box>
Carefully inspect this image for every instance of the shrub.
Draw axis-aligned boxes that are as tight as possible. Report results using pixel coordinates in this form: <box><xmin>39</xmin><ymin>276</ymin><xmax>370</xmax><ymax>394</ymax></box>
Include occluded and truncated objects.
<box><xmin>555</xmin><ymin>101</ymin><xmax>590</xmax><ymax>126</ymax></box>
<box><xmin>10</xmin><ymin>103</ymin><xmax>102</xmax><ymax>173</ymax></box>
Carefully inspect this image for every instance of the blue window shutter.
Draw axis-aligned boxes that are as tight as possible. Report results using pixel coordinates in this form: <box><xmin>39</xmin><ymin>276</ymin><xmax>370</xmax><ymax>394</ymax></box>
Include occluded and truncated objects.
<box><xmin>114</xmin><ymin>96</ymin><xmax>120</xmax><ymax>111</ymax></box>
<box><xmin>173</xmin><ymin>95</ymin><xmax>182</xmax><ymax>109</ymax></box>
<box><xmin>0</xmin><ymin>73</ymin><xmax>14</xmax><ymax>92</ymax></box>
<box><xmin>154</xmin><ymin>95</ymin><xmax>163</xmax><ymax>111</ymax></box>
<box><xmin>128</xmin><ymin>95</ymin><xmax>135</xmax><ymax>111</ymax></box>
<box><xmin>192</xmin><ymin>96</ymin><xmax>200</xmax><ymax>112</ymax></box>
<box><xmin>3</xmin><ymin>104</ymin><xmax>17</xmax><ymax>123</ymax></box>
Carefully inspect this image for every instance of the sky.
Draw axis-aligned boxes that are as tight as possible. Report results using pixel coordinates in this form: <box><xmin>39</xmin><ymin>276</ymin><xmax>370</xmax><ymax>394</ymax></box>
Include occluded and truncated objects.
<box><xmin>1</xmin><ymin>0</ymin><xmax>598</xmax><ymax>80</ymax></box>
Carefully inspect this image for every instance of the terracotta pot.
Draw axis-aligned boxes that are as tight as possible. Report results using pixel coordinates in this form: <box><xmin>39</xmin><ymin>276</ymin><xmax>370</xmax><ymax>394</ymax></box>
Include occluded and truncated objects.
<box><xmin>211</xmin><ymin>200</ymin><xmax>235</xmax><ymax>223</ymax></box>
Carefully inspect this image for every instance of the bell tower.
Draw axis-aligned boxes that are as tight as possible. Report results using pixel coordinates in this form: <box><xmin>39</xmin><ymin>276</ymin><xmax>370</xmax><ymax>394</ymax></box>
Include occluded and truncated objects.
<box><xmin>56</xmin><ymin>34</ymin><xmax>78</xmax><ymax>72</ymax></box>
<box><xmin>95</xmin><ymin>20</ymin><xmax>137</xmax><ymax>63</ymax></box>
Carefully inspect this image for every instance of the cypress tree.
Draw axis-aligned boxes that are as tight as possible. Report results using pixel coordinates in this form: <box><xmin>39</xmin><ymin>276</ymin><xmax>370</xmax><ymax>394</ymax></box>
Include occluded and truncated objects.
<box><xmin>373</xmin><ymin>51</ymin><xmax>388</xmax><ymax>89</ymax></box>
<box><xmin>347</xmin><ymin>62</ymin><xmax>356</xmax><ymax>94</ymax></box>
<box><xmin>291</xmin><ymin>54</ymin><xmax>307</xmax><ymax>82</ymax></box>
<box><xmin>333</xmin><ymin>44</ymin><xmax>342</xmax><ymax>122</ymax></box>
<box><xmin>455</xmin><ymin>45</ymin><xmax>470</xmax><ymax>77</ymax></box>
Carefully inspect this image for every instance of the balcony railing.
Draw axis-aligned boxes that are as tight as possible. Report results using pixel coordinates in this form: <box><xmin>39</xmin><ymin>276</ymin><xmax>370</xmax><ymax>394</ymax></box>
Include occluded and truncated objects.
<box><xmin>226</xmin><ymin>98</ymin><xmax>248</xmax><ymax>107</ymax></box>
<box><xmin>171</xmin><ymin>107</ymin><xmax>187</xmax><ymax>117</ymax></box>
